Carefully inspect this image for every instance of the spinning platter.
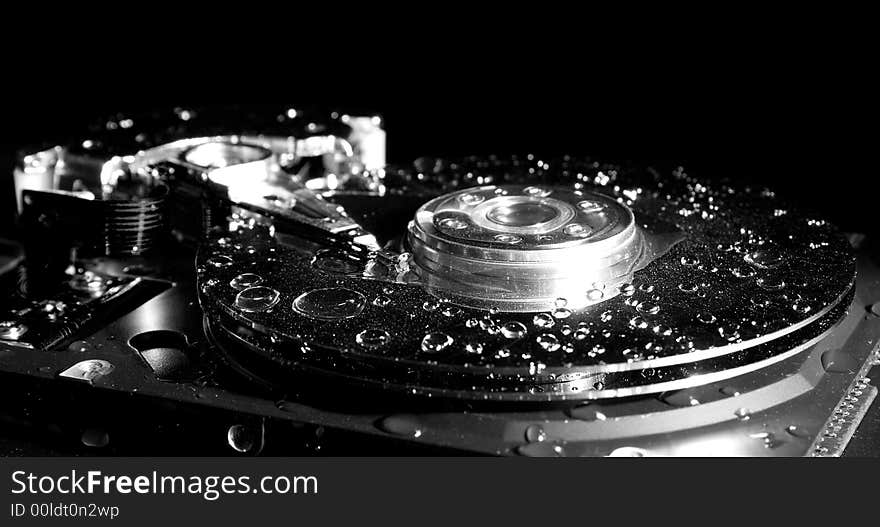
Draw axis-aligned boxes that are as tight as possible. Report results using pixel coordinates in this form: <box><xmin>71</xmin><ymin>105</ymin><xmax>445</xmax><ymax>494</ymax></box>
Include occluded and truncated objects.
<box><xmin>1</xmin><ymin>105</ymin><xmax>878</xmax><ymax>456</ymax></box>
<box><xmin>197</xmin><ymin>152</ymin><xmax>857</xmax><ymax>402</ymax></box>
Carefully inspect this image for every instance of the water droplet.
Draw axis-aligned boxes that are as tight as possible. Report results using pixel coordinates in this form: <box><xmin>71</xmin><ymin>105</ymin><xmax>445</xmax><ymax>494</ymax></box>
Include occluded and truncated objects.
<box><xmin>439</xmin><ymin>217</ymin><xmax>468</xmax><ymax>230</ymax></box>
<box><xmin>378</xmin><ymin>414</ymin><xmax>423</xmax><ymax>438</ymax></box>
<box><xmin>501</xmin><ymin>321</ymin><xmax>527</xmax><ymax>339</ymax></box>
<box><xmin>678</xmin><ymin>282</ymin><xmax>698</xmax><ymax>293</ymax></box>
<box><xmin>619</xmin><ymin>283</ymin><xmax>635</xmax><ymax>296</ymax></box>
<box><xmin>532</xmin><ymin>313</ymin><xmax>555</xmax><ymax>329</ymax></box>
<box><xmin>227</xmin><ymin>424</ymin><xmax>259</xmax><ymax>453</ymax></box>
<box><xmin>373</xmin><ymin>295</ymin><xmax>391</xmax><ymax>307</ymax></box>
<box><xmin>577</xmin><ymin>200</ymin><xmax>604</xmax><ymax>213</ymax></box>
<box><xmin>313</xmin><ymin>254</ymin><xmax>362</xmax><ymax>274</ymax></box>
<box><xmin>421</xmin><ymin>332</ymin><xmax>453</xmax><ymax>353</ymax></box>
<box><xmin>488</xmin><ymin>232</ymin><xmax>524</xmax><ymax>246</ymax></box>
<box><xmin>752</xmin><ymin>431</ymin><xmax>782</xmax><ymax>449</ymax></box>
<box><xmin>81</xmin><ymin>428</ymin><xmax>110</xmax><ymax>448</ymax></box>
<box><xmin>697</xmin><ymin>312</ymin><xmax>716</xmax><ymax>324</ymax></box>
<box><xmin>516</xmin><ymin>442</ymin><xmax>566</xmax><ymax>457</ymax></box>
<box><xmin>67</xmin><ymin>340</ymin><xmax>91</xmax><ymax>353</ymax></box>
<box><xmin>638</xmin><ymin>283</ymin><xmax>655</xmax><ymax>293</ymax></box>
<box><xmin>607</xmin><ymin>446</ymin><xmax>649</xmax><ymax>457</ymax></box>
<box><xmin>663</xmin><ymin>391</ymin><xmax>700</xmax><ymax>407</ymax></box>
<box><xmin>744</xmin><ymin>247</ymin><xmax>785</xmax><ymax>269</ymax></box>
<box><xmin>465</xmin><ymin>318</ymin><xmax>479</xmax><ymax>328</ymax></box>
<box><xmin>459</xmin><ymin>193</ymin><xmax>485</xmax><ymax>206</ymax></box>
<box><xmin>586</xmin><ymin>288</ymin><xmax>604</xmax><ymax>301</ymax></box>
<box><xmin>756</xmin><ymin>276</ymin><xmax>786</xmax><ymax>291</ymax></box>
<box><xmin>554</xmin><ymin>297</ymin><xmax>568</xmax><ymax>307</ymax></box>
<box><xmin>563</xmin><ymin>223</ymin><xmax>592</xmax><ymax>238</ymax></box>
<box><xmin>235</xmin><ymin>286</ymin><xmax>281</xmax><ymax>312</ymax></box>
<box><xmin>536</xmin><ymin>334</ymin><xmax>560</xmax><ymax>351</ymax></box>
<box><xmin>731</xmin><ymin>266</ymin><xmax>756</xmax><ymax>278</ymax></box>
<box><xmin>230</xmin><ymin>273</ymin><xmax>263</xmax><ymax>291</ymax></box>
<box><xmin>792</xmin><ymin>302</ymin><xmax>812</xmax><ymax>314</ymax></box>
<box><xmin>652</xmin><ymin>324</ymin><xmax>672</xmax><ymax>336</ymax></box>
<box><xmin>786</xmin><ymin>425</ymin><xmax>811</xmax><ymax>439</ymax></box>
<box><xmin>680</xmin><ymin>256</ymin><xmax>700</xmax><ymax>266</ymax></box>
<box><xmin>637</xmin><ymin>302</ymin><xmax>660</xmax><ymax>315</ymax></box>
<box><xmin>569</xmin><ymin>404</ymin><xmax>607</xmax><ymax>421</ymax></box>
<box><xmin>292</xmin><ymin>287</ymin><xmax>365</xmax><ymax>320</ymax></box>
<box><xmin>442</xmin><ymin>306</ymin><xmax>462</xmax><ymax>317</ymax></box>
<box><xmin>356</xmin><ymin>329</ymin><xmax>391</xmax><ymax>349</ymax></box>
<box><xmin>630</xmin><ymin>316</ymin><xmax>649</xmax><ymax>329</ymax></box>
<box><xmin>525</xmin><ymin>425</ymin><xmax>547</xmax><ymax>443</ymax></box>
<box><xmin>523</xmin><ymin>186</ymin><xmax>551</xmax><ymax>197</ymax></box>
<box><xmin>600</xmin><ymin>311</ymin><xmax>613</xmax><ymax>322</ymax></box>
<box><xmin>465</xmin><ymin>341</ymin><xmax>484</xmax><ymax>354</ymax></box>
<box><xmin>722</xmin><ymin>327</ymin><xmax>742</xmax><ymax>343</ymax></box>
<box><xmin>552</xmin><ymin>307</ymin><xmax>572</xmax><ymax>319</ymax></box>
<box><xmin>750</xmin><ymin>293</ymin><xmax>774</xmax><ymax>309</ymax></box>
<box><xmin>720</xmin><ymin>386</ymin><xmax>741</xmax><ymax>397</ymax></box>
<box><xmin>208</xmin><ymin>255</ymin><xmax>233</xmax><ymax>267</ymax></box>
<box><xmin>821</xmin><ymin>349</ymin><xmax>859</xmax><ymax>373</ymax></box>
<box><xmin>480</xmin><ymin>316</ymin><xmax>499</xmax><ymax>334</ymax></box>
<box><xmin>734</xmin><ymin>408</ymin><xmax>751</xmax><ymax>421</ymax></box>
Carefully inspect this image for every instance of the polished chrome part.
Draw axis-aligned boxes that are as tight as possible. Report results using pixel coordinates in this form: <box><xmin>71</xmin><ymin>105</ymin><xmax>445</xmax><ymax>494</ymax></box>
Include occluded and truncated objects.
<box><xmin>131</xmin><ymin>134</ymin><xmax>383</xmax><ymax>195</ymax></box>
<box><xmin>127</xmin><ymin>136</ymin><xmax>381</xmax><ymax>249</ymax></box>
<box><xmin>340</xmin><ymin>115</ymin><xmax>386</xmax><ymax>172</ymax></box>
<box><xmin>100</xmin><ymin>174</ymin><xmax>168</xmax><ymax>256</ymax></box>
<box><xmin>183</xmin><ymin>142</ymin><xmax>272</xmax><ymax>169</ymax></box>
<box><xmin>12</xmin><ymin>147</ymin><xmax>63</xmax><ymax>212</ymax></box>
<box><xmin>13</xmin><ymin>108</ymin><xmax>388</xmax><ymax>247</ymax></box>
<box><xmin>0</xmin><ymin>321</ymin><xmax>27</xmax><ymax>340</ymax></box>
<box><xmin>811</xmin><ymin>375</ymin><xmax>877</xmax><ymax>457</ymax></box>
<box><xmin>407</xmin><ymin>185</ymin><xmax>670</xmax><ymax>312</ymax></box>
<box><xmin>58</xmin><ymin>359</ymin><xmax>115</xmax><ymax>384</ymax></box>
<box><xmin>13</xmin><ymin>145</ymin><xmax>168</xmax><ymax>256</ymax></box>
<box><xmin>0</xmin><ymin>271</ymin><xmax>148</xmax><ymax>353</ymax></box>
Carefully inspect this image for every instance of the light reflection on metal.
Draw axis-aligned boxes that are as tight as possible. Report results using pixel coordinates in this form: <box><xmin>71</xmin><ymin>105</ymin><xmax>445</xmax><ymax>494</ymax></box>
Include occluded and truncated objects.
<box><xmin>407</xmin><ymin>185</ymin><xmax>680</xmax><ymax>312</ymax></box>
<box><xmin>58</xmin><ymin>359</ymin><xmax>115</xmax><ymax>384</ymax></box>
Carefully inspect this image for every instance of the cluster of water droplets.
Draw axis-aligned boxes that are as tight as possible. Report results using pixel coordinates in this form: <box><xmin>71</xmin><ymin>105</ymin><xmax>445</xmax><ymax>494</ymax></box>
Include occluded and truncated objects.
<box><xmin>194</xmin><ymin>150</ymin><xmax>854</xmax><ymax>401</ymax></box>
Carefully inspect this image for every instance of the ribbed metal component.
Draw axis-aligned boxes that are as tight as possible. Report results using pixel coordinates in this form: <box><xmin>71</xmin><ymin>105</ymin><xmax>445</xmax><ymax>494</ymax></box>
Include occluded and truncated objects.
<box><xmin>102</xmin><ymin>184</ymin><xmax>168</xmax><ymax>256</ymax></box>
<box><xmin>407</xmin><ymin>185</ymin><xmax>658</xmax><ymax>311</ymax></box>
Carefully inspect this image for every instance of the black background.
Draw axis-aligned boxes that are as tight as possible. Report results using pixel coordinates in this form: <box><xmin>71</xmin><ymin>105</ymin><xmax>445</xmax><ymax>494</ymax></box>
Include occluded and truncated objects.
<box><xmin>0</xmin><ymin>44</ymin><xmax>871</xmax><ymax>237</ymax></box>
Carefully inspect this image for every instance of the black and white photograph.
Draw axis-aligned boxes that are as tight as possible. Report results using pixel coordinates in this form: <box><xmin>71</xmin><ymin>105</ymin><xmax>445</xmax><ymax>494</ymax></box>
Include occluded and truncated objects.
<box><xmin>0</xmin><ymin>34</ymin><xmax>874</xmax><ymax>523</ymax></box>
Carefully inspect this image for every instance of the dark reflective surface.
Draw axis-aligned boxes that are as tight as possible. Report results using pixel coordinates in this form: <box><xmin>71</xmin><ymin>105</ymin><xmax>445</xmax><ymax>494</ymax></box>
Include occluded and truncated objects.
<box><xmin>0</xmin><ymin>103</ymin><xmax>877</xmax><ymax>456</ymax></box>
